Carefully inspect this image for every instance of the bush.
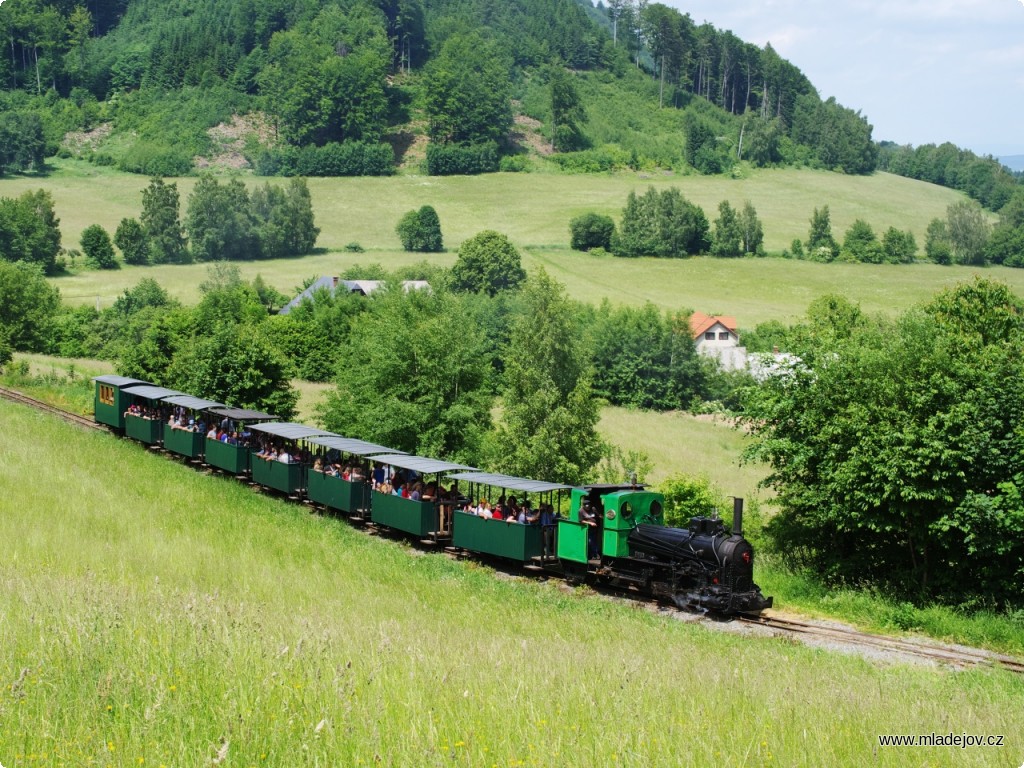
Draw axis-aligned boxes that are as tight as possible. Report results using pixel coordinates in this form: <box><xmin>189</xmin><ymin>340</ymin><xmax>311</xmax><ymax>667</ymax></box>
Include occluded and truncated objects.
<box><xmin>253</xmin><ymin>142</ymin><xmax>394</xmax><ymax>177</ymax></box>
<box><xmin>118</xmin><ymin>142</ymin><xmax>193</xmax><ymax>176</ymax></box>
<box><xmin>396</xmin><ymin>206</ymin><xmax>443</xmax><ymax>252</ymax></box>
<box><xmin>550</xmin><ymin>146</ymin><xmax>631</xmax><ymax>173</ymax></box>
<box><xmin>569</xmin><ymin>212</ymin><xmax>615</xmax><ymax>251</ymax></box>
<box><xmin>424</xmin><ymin>142</ymin><xmax>499</xmax><ymax>176</ymax></box>
<box><xmin>499</xmin><ymin>155</ymin><xmax>530</xmax><ymax>172</ymax></box>
<box><xmin>658</xmin><ymin>474</ymin><xmax>728</xmax><ymax>529</ymax></box>
<box><xmin>80</xmin><ymin>224</ymin><xmax>118</xmax><ymax>269</ymax></box>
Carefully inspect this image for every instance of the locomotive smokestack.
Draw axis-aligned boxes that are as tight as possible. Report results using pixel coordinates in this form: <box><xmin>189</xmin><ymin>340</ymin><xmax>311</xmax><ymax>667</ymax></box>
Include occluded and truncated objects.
<box><xmin>732</xmin><ymin>497</ymin><xmax>743</xmax><ymax>536</ymax></box>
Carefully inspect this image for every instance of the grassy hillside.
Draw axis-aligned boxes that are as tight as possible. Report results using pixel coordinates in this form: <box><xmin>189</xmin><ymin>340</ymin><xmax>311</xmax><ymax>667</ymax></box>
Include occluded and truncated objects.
<box><xmin>5</xmin><ymin>160</ymin><xmax>1021</xmax><ymax>322</ymax></box>
<box><xmin>1</xmin><ymin>399</ymin><xmax>1022</xmax><ymax>767</ymax></box>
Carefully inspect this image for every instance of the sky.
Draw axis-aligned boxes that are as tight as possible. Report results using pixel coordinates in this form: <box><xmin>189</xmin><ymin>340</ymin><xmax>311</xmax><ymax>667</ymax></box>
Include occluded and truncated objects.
<box><xmin>661</xmin><ymin>0</ymin><xmax>1024</xmax><ymax>157</ymax></box>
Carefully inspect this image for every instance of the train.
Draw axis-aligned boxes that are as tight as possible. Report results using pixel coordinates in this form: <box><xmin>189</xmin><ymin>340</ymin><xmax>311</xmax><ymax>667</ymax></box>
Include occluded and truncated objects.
<box><xmin>93</xmin><ymin>374</ymin><xmax>773</xmax><ymax>615</ymax></box>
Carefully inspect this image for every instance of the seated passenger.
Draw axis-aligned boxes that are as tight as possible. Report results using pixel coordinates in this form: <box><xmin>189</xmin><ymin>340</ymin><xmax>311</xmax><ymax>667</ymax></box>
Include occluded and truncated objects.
<box><xmin>522</xmin><ymin>500</ymin><xmax>537</xmax><ymax>525</ymax></box>
<box><xmin>491</xmin><ymin>506</ymin><xmax>504</xmax><ymax>521</ymax></box>
<box><xmin>278</xmin><ymin>449</ymin><xmax>291</xmax><ymax>464</ymax></box>
<box><xmin>313</xmin><ymin>458</ymin><xmax>323</xmax><ymax>473</ymax></box>
<box><xmin>207</xmin><ymin>426</ymin><xmax>218</xmax><ymax>439</ymax></box>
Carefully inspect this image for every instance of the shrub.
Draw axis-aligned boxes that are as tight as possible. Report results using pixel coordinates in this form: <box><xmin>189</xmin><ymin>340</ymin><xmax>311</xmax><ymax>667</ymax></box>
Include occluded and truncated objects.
<box><xmin>80</xmin><ymin>224</ymin><xmax>118</xmax><ymax>269</ymax></box>
<box><xmin>118</xmin><ymin>142</ymin><xmax>192</xmax><ymax>176</ymax></box>
<box><xmin>396</xmin><ymin>206</ymin><xmax>443</xmax><ymax>252</ymax></box>
<box><xmin>569</xmin><ymin>213</ymin><xmax>615</xmax><ymax>251</ymax></box>
<box><xmin>424</xmin><ymin>142</ymin><xmax>499</xmax><ymax>176</ymax></box>
<box><xmin>499</xmin><ymin>155</ymin><xmax>530</xmax><ymax>172</ymax></box>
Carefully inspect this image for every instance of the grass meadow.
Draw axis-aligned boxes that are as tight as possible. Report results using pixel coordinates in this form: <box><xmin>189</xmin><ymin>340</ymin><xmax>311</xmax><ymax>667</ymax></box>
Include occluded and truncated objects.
<box><xmin>8</xmin><ymin>159</ymin><xmax>1024</xmax><ymax>322</ymax></box>
<box><xmin>2</xmin><ymin>399</ymin><xmax>1023</xmax><ymax>767</ymax></box>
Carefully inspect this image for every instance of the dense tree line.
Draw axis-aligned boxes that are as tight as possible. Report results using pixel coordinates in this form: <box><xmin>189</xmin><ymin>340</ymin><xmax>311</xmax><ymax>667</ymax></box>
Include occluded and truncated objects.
<box><xmin>742</xmin><ymin>281</ymin><xmax>1024</xmax><ymax>608</ymax></box>
<box><xmin>110</xmin><ymin>176</ymin><xmax>319</xmax><ymax>266</ymax></box>
<box><xmin>878</xmin><ymin>141</ymin><xmax>1020</xmax><ymax>212</ymax></box>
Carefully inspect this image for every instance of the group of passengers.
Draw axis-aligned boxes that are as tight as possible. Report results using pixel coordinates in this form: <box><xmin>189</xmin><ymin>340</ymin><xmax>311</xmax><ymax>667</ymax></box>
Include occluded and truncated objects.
<box><xmin>463</xmin><ymin>496</ymin><xmax>558</xmax><ymax>527</ymax></box>
<box><xmin>124</xmin><ymin>403</ymin><xmax>160</xmax><ymax>420</ymax></box>
<box><xmin>205</xmin><ymin>425</ymin><xmax>248</xmax><ymax>446</ymax></box>
<box><xmin>167</xmin><ymin>407</ymin><xmax>206</xmax><ymax>435</ymax></box>
<box><xmin>311</xmin><ymin>457</ymin><xmax>367</xmax><ymax>481</ymax></box>
<box><xmin>254</xmin><ymin>440</ymin><xmax>305</xmax><ymax>464</ymax></box>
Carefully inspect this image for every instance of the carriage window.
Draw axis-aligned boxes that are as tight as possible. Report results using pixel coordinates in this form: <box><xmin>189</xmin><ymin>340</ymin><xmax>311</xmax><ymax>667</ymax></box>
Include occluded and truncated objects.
<box><xmin>99</xmin><ymin>385</ymin><xmax>114</xmax><ymax>406</ymax></box>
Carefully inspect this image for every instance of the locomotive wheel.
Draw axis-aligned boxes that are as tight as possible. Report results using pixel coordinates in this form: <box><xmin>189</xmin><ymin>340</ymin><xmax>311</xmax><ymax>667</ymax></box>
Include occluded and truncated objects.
<box><xmin>562</xmin><ymin>561</ymin><xmax>588</xmax><ymax>586</ymax></box>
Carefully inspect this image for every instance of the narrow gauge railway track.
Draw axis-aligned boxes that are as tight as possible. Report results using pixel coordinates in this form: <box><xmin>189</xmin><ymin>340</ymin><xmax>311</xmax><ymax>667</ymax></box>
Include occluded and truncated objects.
<box><xmin>0</xmin><ymin>385</ymin><xmax>105</xmax><ymax>432</ymax></box>
<box><xmin>736</xmin><ymin>612</ymin><xmax>1024</xmax><ymax>675</ymax></box>
<box><xmin>10</xmin><ymin>387</ymin><xmax>1024</xmax><ymax>675</ymax></box>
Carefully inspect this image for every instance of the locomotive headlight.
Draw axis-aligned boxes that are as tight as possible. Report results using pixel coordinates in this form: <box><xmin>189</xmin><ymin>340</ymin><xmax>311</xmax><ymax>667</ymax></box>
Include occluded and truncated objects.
<box><xmin>606</xmin><ymin>510</ymin><xmax>616</xmax><ymax>520</ymax></box>
<box><xmin>742</xmin><ymin>551</ymin><xmax>751</xmax><ymax>564</ymax></box>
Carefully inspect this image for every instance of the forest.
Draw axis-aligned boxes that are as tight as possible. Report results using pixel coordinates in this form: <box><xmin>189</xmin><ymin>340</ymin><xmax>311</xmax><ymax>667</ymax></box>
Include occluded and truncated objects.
<box><xmin>3</xmin><ymin>0</ymin><xmax>1016</xmax><ymax>211</ymax></box>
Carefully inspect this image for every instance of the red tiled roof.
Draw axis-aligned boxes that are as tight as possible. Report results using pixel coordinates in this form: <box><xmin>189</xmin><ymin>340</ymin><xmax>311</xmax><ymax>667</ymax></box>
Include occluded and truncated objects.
<box><xmin>688</xmin><ymin>312</ymin><xmax>737</xmax><ymax>339</ymax></box>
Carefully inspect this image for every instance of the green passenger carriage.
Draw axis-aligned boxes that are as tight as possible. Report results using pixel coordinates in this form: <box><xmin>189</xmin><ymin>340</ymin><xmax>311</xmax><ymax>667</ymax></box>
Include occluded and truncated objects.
<box><xmin>122</xmin><ymin>385</ymin><xmax>183</xmax><ymax>445</ymax></box>
<box><xmin>204</xmin><ymin>407</ymin><xmax>278</xmax><ymax>475</ymax></box>
<box><xmin>161</xmin><ymin>395</ymin><xmax>224</xmax><ymax>460</ymax></box>
<box><xmin>248</xmin><ymin>423</ymin><xmax>333</xmax><ymax>496</ymax></box>
<box><xmin>92</xmin><ymin>375</ymin><xmax>151</xmax><ymax>431</ymax></box>
<box><xmin>305</xmin><ymin>436</ymin><xmax>405</xmax><ymax>517</ymax></box>
<box><xmin>363</xmin><ymin>454</ymin><xmax>474</xmax><ymax>539</ymax></box>
<box><xmin>447</xmin><ymin>472</ymin><xmax>569</xmax><ymax>563</ymax></box>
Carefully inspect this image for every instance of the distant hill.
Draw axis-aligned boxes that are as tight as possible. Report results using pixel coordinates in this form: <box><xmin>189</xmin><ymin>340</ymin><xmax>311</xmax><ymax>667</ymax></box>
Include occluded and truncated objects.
<box><xmin>999</xmin><ymin>155</ymin><xmax>1024</xmax><ymax>172</ymax></box>
<box><xmin>0</xmin><ymin>0</ymin><xmax>1017</xmax><ymax>211</ymax></box>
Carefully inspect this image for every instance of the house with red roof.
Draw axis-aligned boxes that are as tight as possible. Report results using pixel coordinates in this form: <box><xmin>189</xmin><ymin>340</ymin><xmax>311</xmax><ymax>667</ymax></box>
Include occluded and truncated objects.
<box><xmin>688</xmin><ymin>312</ymin><xmax>746</xmax><ymax>370</ymax></box>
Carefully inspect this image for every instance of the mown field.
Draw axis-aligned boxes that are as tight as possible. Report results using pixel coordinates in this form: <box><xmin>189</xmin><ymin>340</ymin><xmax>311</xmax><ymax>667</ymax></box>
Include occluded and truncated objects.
<box><xmin>7</xmin><ymin>160</ymin><xmax>1023</xmax><ymax>322</ymax></box>
<box><xmin>1</xmin><ymin>399</ymin><xmax>1022</xmax><ymax>768</ymax></box>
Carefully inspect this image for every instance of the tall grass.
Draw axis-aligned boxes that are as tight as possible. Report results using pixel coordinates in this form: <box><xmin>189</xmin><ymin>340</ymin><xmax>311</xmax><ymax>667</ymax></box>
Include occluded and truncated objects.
<box><xmin>1</xmin><ymin>400</ymin><xmax>1022</xmax><ymax>766</ymax></box>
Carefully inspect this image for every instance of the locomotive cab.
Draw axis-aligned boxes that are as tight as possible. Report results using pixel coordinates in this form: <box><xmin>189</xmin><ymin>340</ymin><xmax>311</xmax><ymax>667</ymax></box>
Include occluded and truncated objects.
<box><xmin>558</xmin><ymin>484</ymin><xmax>660</xmax><ymax>564</ymax></box>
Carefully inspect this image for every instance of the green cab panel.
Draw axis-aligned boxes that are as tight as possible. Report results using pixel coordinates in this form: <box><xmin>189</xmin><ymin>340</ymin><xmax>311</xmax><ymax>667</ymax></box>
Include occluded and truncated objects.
<box><xmin>371</xmin><ymin>492</ymin><xmax>437</xmax><ymax>537</ymax></box>
<box><xmin>205</xmin><ymin>438</ymin><xmax>250</xmax><ymax>474</ymax></box>
<box><xmin>251</xmin><ymin>456</ymin><xmax>305</xmax><ymax>494</ymax></box>
<box><xmin>125</xmin><ymin>414</ymin><xmax>163</xmax><ymax>445</ymax></box>
<box><xmin>94</xmin><ymin>387</ymin><xmax>125</xmax><ymax>430</ymax></box>
<box><xmin>557</xmin><ymin>519</ymin><xmax>589</xmax><ymax>563</ymax></box>
<box><xmin>599</xmin><ymin>489</ymin><xmax>666</xmax><ymax>557</ymax></box>
<box><xmin>307</xmin><ymin>471</ymin><xmax>371</xmax><ymax>514</ymax></box>
<box><xmin>93</xmin><ymin>378</ymin><xmax>148</xmax><ymax>430</ymax></box>
<box><xmin>164</xmin><ymin>428</ymin><xmax>204</xmax><ymax>459</ymax></box>
<box><xmin>452</xmin><ymin>511</ymin><xmax>542</xmax><ymax>562</ymax></box>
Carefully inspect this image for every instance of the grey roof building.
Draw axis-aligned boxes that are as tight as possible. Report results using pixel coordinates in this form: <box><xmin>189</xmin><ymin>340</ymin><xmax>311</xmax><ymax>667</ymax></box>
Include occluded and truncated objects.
<box><xmin>278</xmin><ymin>278</ymin><xmax>431</xmax><ymax>314</ymax></box>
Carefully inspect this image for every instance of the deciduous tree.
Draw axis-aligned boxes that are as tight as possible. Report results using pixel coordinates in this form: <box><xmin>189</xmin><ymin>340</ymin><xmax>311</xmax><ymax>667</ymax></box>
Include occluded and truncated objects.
<box><xmin>489</xmin><ymin>268</ymin><xmax>603</xmax><ymax>484</ymax></box>
<box><xmin>319</xmin><ymin>286</ymin><xmax>492</xmax><ymax>461</ymax></box>
<box><xmin>395</xmin><ymin>205</ymin><xmax>443</xmax><ymax>252</ymax></box>
<box><xmin>81</xmin><ymin>224</ymin><xmax>118</xmax><ymax>269</ymax></box>
<box><xmin>141</xmin><ymin>178</ymin><xmax>187</xmax><ymax>265</ymax></box>
<box><xmin>450</xmin><ymin>230</ymin><xmax>525</xmax><ymax>296</ymax></box>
